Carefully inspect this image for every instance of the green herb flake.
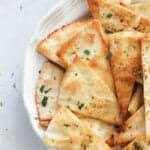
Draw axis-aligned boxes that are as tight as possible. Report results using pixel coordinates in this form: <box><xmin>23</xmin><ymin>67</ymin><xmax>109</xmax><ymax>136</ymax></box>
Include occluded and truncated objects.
<box><xmin>133</xmin><ymin>142</ymin><xmax>142</xmax><ymax>150</ymax></box>
<box><xmin>64</xmin><ymin>124</ymin><xmax>70</xmax><ymax>127</ymax></box>
<box><xmin>105</xmin><ymin>29</ymin><xmax>113</xmax><ymax>34</ymax></box>
<box><xmin>41</xmin><ymin>96</ymin><xmax>48</xmax><ymax>107</ymax></box>
<box><xmin>78</xmin><ymin>103</ymin><xmax>84</xmax><ymax>110</ymax></box>
<box><xmin>40</xmin><ymin>85</ymin><xmax>45</xmax><ymax>93</ymax></box>
<box><xmin>105</xmin><ymin>52</ymin><xmax>112</xmax><ymax>60</ymax></box>
<box><xmin>84</xmin><ymin>49</ymin><xmax>90</xmax><ymax>55</ymax></box>
<box><xmin>106</xmin><ymin>13</ymin><xmax>113</xmax><ymax>18</ymax></box>
<box><xmin>44</xmin><ymin>88</ymin><xmax>52</xmax><ymax>94</ymax></box>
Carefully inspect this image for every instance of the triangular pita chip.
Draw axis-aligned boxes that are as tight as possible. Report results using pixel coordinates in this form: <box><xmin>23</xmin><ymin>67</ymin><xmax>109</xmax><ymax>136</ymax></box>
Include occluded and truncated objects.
<box><xmin>131</xmin><ymin>2</ymin><xmax>150</xmax><ymax>19</ymax></box>
<box><xmin>36</xmin><ymin>61</ymin><xmax>64</xmax><ymax>121</ymax></box>
<box><xmin>128</xmin><ymin>85</ymin><xmax>143</xmax><ymax>115</ymax></box>
<box><xmin>114</xmin><ymin>106</ymin><xmax>145</xmax><ymax>144</ymax></box>
<box><xmin>37</xmin><ymin>20</ymin><xmax>91</xmax><ymax>67</ymax></box>
<box><xmin>43</xmin><ymin>107</ymin><xmax>112</xmax><ymax>150</ymax></box>
<box><xmin>108</xmin><ymin>31</ymin><xmax>144</xmax><ymax>117</ymax></box>
<box><xmin>87</xmin><ymin>0</ymin><xmax>140</xmax><ymax>33</ymax></box>
<box><xmin>57</xmin><ymin>19</ymin><xmax>115</xmax><ymax>92</ymax></box>
<box><xmin>58</xmin><ymin>57</ymin><xmax>121</xmax><ymax>125</ymax></box>
<box><xmin>142</xmin><ymin>37</ymin><xmax>150</xmax><ymax>142</ymax></box>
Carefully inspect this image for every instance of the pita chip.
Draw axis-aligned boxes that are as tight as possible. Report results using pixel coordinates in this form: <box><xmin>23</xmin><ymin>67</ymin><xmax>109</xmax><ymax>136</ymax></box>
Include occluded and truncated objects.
<box><xmin>58</xmin><ymin>57</ymin><xmax>121</xmax><ymax>125</ymax></box>
<box><xmin>43</xmin><ymin>107</ymin><xmax>112</xmax><ymax>150</ymax></box>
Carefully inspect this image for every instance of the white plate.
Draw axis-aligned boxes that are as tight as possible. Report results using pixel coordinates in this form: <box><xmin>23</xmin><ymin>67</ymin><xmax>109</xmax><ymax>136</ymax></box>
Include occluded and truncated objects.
<box><xmin>23</xmin><ymin>0</ymin><xmax>145</xmax><ymax>147</ymax></box>
<box><xmin>23</xmin><ymin>0</ymin><xmax>90</xmax><ymax>140</ymax></box>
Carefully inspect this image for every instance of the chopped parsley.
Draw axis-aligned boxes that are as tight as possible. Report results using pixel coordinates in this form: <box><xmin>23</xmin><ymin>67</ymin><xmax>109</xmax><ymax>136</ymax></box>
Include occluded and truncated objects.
<box><xmin>105</xmin><ymin>52</ymin><xmax>112</xmax><ymax>60</ymax></box>
<box><xmin>78</xmin><ymin>103</ymin><xmax>84</xmax><ymax>110</ymax></box>
<box><xmin>41</xmin><ymin>96</ymin><xmax>48</xmax><ymax>107</ymax></box>
<box><xmin>40</xmin><ymin>85</ymin><xmax>45</xmax><ymax>93</ymax></box>
<box><xmin>106</xmin><ymin>13</ymin><xmax>113</xmax><ymax>18</ymax></box>
<box><xmin>44</xmin><ymin>88</ymin><xmax>52</xmax><ymax>94</ymax></box>
<box><xmin>105</xmin><ymin>29</ymin><xmax>113</xmax><ymax>34</ymax></box>
<box><xmin>133</xmin><ymin>142</ymin><xmax>142</xmax><ymax>150</ymax></box>
<box><xmin>64</xmin><ymin>124</ymin><xmax>70</xmax><ymax>127</ymax></box>
<box><xmin>84</xmin><ymin>49</ymin><xmax>90</xmax><ymax>55</ymax></box>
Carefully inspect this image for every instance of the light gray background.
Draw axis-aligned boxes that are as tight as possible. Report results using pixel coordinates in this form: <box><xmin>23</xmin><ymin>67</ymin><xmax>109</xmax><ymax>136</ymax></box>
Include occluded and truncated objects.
<box><xmin>0</xmin><ymin>0</ymin><xmax>60</xmax><ymax>149</ymax></box>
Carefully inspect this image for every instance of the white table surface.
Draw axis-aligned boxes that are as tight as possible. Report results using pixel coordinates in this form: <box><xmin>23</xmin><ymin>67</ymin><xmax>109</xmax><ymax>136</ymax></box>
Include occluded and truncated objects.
<box><xmin>0</xmin><ymin>0</ymin><xmax>60</xmax><ymax>149</ymax></box>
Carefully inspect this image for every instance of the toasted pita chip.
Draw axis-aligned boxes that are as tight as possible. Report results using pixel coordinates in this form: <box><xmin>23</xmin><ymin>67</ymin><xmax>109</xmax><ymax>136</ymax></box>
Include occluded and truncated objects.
<box><xmin>131</xmin><ymin>2</ymin><xmax>150</xmax><ymax>19</ymax></box>
<box><xmin>87</xmin><ymin>0</ymin><xmax>140</xmax><ymax>33</ymax></box>
<box><xmin>108</xmin><ymin>31</ymin><xmax>143</xmax><ymax>117</ymax></box>
<box><xmin>43</xmin><ymin>107</ymin><xmax>112</xmax><ymax>150</ymax></box>
<box><xmin>37</xmin><ymin>20</ymin><xmax>91</xmax><ymax>67</ymax></box>
<box><xmin>142</xmin><ymin>37</ymin><xmax>150</xmax><ymax>142</ymax></box>
<box><xmin>36</xmin><ymin>61</ymin><xmax>64</xmax><ymax>121</ymax></box>
<box><xmin>114</xmin><ymin>106</ymin><xmax>145</xmax><ymax>144</ymax></box>
<box><xmin>128</xmin><ymin>85</ymin><xmax>143</xmax><ymax>115</ymax></box>
<box><xmin>57</xmin><ymin>19</ymin><xmax>107</xmax><ymax>67</ymax></box>
<box><xmin>58</xmin><ymin>57</ymin><xmax>121</xmax><ymax>125</ymax></box>
<box><xmin>81</xmin><ymin>118</ymin><xmax>115</xmax><ymax>142</ymax></box>
<box><xmin>123</xmin><ymin>135</ymin><xmax>148</xmax><ymax>150</ymax></box>
<box><xmin>57</xmin><ymin>19</ymin><xmax>115</xmax><ymax>92</ymax></box>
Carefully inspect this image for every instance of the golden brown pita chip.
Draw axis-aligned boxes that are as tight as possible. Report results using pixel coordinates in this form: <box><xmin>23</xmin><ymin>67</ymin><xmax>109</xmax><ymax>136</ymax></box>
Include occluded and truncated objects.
<box><xmin>36</xmin><ymin>61</ymin><xmax>64</xmax><ymax>121</ymax></box>
<box><xmin>57</xmin><ymin>19</ymin><xmax>107</xmax><ymax>67</ymax></box>
<box><xmin>58</xmin><ymin>57</ymin><xmax>121</xmax><ymax>125</ymax></box>
<box><xmin>87</xmin><ymin>0</ymin><xmax>140</xmax><ymax>33</ymax></box>
<box><xmin>57</xmin><ymin>19</ymin><xmax>115</xmax><ymax>92</ymax></box>
<box><xmin>37</xmin><ymin>20</ymin><xmax>92</xmax><ymax>67</ymax></box>
<box><xmin>108</xmin><ymin>31</ymin><xmax>143</xmax><ymax>117</ymax></box>
<box><xmin>43</xmin><ymin>107</ymin><xmax>112</xmax><ymax>150</ymax></box>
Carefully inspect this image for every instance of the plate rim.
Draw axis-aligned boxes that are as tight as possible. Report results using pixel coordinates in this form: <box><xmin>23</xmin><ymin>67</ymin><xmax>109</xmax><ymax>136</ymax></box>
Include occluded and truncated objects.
<box><xmin>22</xmin><ymin>0</ymin><xmax>69</xmax><ymax>140</ymax></box>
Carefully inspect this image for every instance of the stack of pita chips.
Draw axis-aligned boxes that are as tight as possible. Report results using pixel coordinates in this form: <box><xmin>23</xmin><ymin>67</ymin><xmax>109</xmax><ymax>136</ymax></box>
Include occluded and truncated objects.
<box><xmin>35</xmin><ymin>0</ymin><xmax>150</xmax><ymax>149</ymax></box>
